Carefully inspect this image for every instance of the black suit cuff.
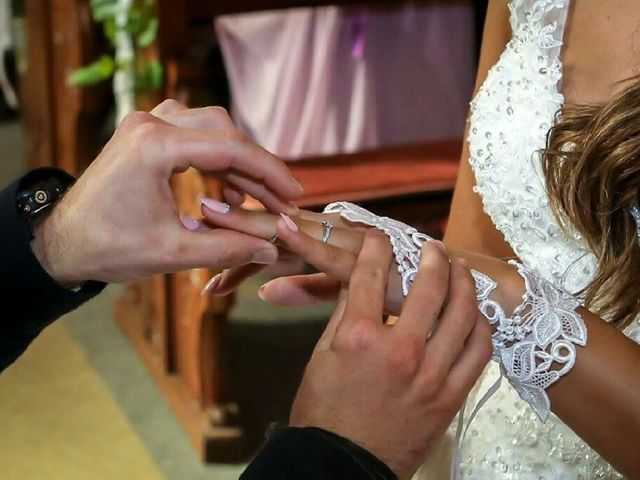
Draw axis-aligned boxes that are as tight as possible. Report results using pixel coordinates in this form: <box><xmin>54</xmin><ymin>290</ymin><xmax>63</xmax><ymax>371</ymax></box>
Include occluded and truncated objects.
<box><xmin>0</xmin><ymin>168</ymin><xmax>105</xmax><ymax>370</ymax></box>
<box><xmin>241</xmin><ymin>426</ymin><xmax>397</xmax><ymax>480</ymax></box>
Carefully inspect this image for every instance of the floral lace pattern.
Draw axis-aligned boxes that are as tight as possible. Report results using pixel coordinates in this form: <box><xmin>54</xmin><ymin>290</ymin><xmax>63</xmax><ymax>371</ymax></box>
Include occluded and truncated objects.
<box><xmin>324</xmin><ymin>201</ymin><xmax>431</xmax><ymax>295</ymax></box>
<box><xmin>324</xmin><ymin>201</ymin><xmax>587</xmax><ymax>425</ymax></box>
<box><xmin>472</xmin><ymin>263</ymin><xmax>586</xmax><ymax>422</ymax></box>
<box><xmin>447</xmin><ymin>0</ymin><xmax>639</xmax><ymax>478</ymax></box>
<box><xmin>467</xmin><ymin>0</ymin><xmax>594</xmax><ymax>296</ymax></box>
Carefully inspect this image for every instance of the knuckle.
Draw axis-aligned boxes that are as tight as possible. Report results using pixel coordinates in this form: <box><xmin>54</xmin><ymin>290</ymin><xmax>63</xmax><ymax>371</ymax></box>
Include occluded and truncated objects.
<box><xmin>155</xmin><ymin>98</ymin><xmax>183</xmax><ymax>113</ymax></box>
<box><xmin>416</xmin><ymin>373</ymin><xmax>441</xmax><ymax>401</ymax></box>
<box><xmin>386</xmin><ymin>336</ymin><xmax>423</xmax><ymax>377</ymax></box>
<box><xmin>121</xmin><ymin>110</ymin><xmax>154</xmax><ymax>130</ymax></box>
<box><xmin>206</xmin><ymin>105</ymin><xmax>231</xmax><ymax>119</ymax></box>
<box><xmin>335</xmin><ymin>321</ymin><xmax>377</xmax><ymax>352</ymax></box>
<box><xmin>420</xmin><ymin>242</ymin><xmax>449</xmax><ymax>269</ymax></box>
<box><xmin>131</xmin><ymin>119</ymin><xmax>164</xmax><ymax>147</ymax></box>
<box><xmin>360</xmin><ymin>265</ymin><xmax>386</xmax><ymax>286</ymax></box>
<box><xmin>221</xmin><ymin>127</ymin><xmax>246</xmax><ymax>143</ymax></box>
<box><xmin>201</xmin><ymin>106</ymin><xmax>233</xmax><ymax>129</ymax></box>
<box><xmin>416</xmin><ymin>361</ymin><xmax>446</xmax><ymax>399</ymax></box>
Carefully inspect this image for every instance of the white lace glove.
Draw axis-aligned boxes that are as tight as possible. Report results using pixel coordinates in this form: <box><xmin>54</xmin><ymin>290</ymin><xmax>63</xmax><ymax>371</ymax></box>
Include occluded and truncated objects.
<box><xmin>323</xmin><ymin>202</ymin><xmax>588</xmax><ymax>422</ymax></box>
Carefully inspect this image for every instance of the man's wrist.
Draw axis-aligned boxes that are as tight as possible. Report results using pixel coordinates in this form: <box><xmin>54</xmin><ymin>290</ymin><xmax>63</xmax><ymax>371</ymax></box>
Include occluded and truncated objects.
<box><xmin>30</xmin><ymin>205</ymin><xmax>82</xmax><ymax>289</ymax></box>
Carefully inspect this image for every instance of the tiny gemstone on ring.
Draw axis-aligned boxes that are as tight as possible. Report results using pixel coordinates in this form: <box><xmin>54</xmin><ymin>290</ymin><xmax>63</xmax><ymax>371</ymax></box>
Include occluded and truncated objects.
<box><xmin>320</xmin><ymin>221</ymin><xmax>334</xmax><ymax>243</ymax></box>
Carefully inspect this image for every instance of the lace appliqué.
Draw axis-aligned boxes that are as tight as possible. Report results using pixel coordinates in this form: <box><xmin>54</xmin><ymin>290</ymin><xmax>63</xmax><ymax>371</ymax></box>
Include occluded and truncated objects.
<box><xmin>472</xmin><ymin>263</ymin><xmax>586</xmax><ymax>422</ymax></box>
<box><xmin>324</xmin><ymin>201</ymin><xmax>431</xmax><ymax>295</ymax></box>
<box><xmin>324</xmin><ymin>202</ymin><xmax>587</xmax><ymax>423</ymax></box>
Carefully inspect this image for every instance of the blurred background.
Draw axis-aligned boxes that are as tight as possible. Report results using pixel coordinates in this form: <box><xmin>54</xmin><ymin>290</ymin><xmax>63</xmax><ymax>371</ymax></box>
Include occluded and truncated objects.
<box><xmin>0</xmin><ymin>1</ymin><xmax>487</xmax><ymax>478</ymax></box>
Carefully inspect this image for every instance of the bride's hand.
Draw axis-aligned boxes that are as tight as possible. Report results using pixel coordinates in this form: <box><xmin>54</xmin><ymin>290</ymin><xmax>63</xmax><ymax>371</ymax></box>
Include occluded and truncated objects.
<box><xmin>199</xmin><ymin>199</ymin><xmax>422</xmax><ymax>315</ymax></box>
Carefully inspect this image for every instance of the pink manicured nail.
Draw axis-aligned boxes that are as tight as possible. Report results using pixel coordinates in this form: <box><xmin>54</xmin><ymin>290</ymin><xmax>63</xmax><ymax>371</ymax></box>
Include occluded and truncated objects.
<box><xmin>292</xmin><ymin>178</ymin><xmax>304</xmax><ymax>193</ymax></box>
<box><xmin>280</xmin><ymin>213</ymin><xmax>299</xmax><ymax>232</ymax></box>
<box><xmin>180</xmin><ymin>216</ymin><xmax>200</xmax><ymax>231</ymax></box>
<box><xmin>201</xmin><ymin>273</ymin><xmax>222</xmax><ymax>295</ymax></box>
<box><xmin>257</xmin><ymin>284</ymin><xmax>267</xmax><ymax>301</ymax></box>
<box><xmin>200</xmin><ymin>197</ymin><xmax>231</xmax><ymax>214</ymax></box>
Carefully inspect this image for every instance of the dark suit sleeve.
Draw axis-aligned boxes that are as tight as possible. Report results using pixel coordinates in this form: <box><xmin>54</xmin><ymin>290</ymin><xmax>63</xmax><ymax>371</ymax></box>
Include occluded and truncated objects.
<box><xmin>241</xmin><ymin>426</ymin><xmax>397</xmax><ymax>480</ymax></box>
<box><xmin>0</xmin><ymin>168</ymin><xmax>104</xmax><ymax>372</ymax></box>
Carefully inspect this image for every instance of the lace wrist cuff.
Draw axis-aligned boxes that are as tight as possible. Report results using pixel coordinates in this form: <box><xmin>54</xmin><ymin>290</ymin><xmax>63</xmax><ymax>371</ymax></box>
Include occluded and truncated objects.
<box><xmin>324</xmin><ymin>202</ymin><xmax>587</xmax><ymax>422</ymax></box>
<box><xmin>472</xmin><ymin>263</ymin><xmax>587</xmax><ymax>421</ymax></box>
<box><xmin>324</xmin><ymin>201</ymin><xmax>432</xmax><ymax>296</ymax></box>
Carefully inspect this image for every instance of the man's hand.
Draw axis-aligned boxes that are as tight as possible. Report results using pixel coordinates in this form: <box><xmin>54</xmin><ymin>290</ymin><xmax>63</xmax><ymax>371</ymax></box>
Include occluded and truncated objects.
<box><xmin>289</xmin><ymin>230</ymin><xmax>492</xmax><ymax>480</ymax></box>
<box><xmin>31</xmin><ymin>100</ymin><xmax>303</xmax><ymax>286</ymax></box>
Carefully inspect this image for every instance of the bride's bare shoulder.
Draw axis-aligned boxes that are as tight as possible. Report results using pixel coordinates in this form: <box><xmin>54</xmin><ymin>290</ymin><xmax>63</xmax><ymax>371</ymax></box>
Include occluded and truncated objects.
<box><xmin>562</xmin><ymin>0</ymin><xmax>640</xmax><ymax>106</ymax></box>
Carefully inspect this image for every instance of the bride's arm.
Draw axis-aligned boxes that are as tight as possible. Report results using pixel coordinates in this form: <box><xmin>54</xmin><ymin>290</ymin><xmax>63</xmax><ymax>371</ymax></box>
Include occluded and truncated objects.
<box><xmin>445</xmin><ymin>0</ymin><xmax>514</xmax><ymax>258</ymax></box>
<box><xmin>447</xmin><ymin>249</ymin><xmax>640</xmax><ymax>480</ymax></box>
<box><xmin>439</xmin><ymin>4</ymin><xmax>640</xmax><ymax>473</ymax></box>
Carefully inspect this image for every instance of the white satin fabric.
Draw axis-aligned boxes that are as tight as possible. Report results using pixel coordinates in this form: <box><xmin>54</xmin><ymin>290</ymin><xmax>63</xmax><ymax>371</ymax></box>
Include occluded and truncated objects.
<box><xmin>215</xmin><ymin>4</ymin><xmax>474</xmax><ymax>158</ymax></box>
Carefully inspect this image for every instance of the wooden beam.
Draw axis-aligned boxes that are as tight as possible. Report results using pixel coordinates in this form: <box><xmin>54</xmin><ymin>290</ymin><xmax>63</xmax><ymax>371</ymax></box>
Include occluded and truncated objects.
<box><xmin>21</xmin><ymin>1</ymin><xmax>56</xmax><ymax>170</ymax></box>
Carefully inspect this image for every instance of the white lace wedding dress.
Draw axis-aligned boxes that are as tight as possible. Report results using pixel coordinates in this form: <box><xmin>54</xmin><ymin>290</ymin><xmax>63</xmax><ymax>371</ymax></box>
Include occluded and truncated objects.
<box><xmin>416</xmin><ymin>0</ymin><xmax>640</xmax><ymax>478</ymax></box>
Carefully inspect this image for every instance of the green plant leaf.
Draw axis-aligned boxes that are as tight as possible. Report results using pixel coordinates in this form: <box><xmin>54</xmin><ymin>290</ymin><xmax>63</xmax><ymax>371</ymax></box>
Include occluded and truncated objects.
<box><xmin>103</xmin><ymin>18</ymin><xmax>117</xmax><ymax>42</ymax></box>
<box><xmin>68</xmin><ymin>55</ymin><xmax>115</xmax><ymax>86</ymax></box>
<box><xmin>127</xmin><ymin>6</ymin><xmax>143</xmax><ymax>32</ymax></box>
<box><xmin>147</xmin><ymin>60</ymin><xmax>163</xmax><ymax>89</ymax></box>
<box><xmin>136</xmin><ymin>17</ymin><xmax>158</xmax><ymax>47</ymax></box>
<box><xmin>136</xmin><ymin>59</ymin><xmax>163</xmax><ymax>91</ymax></box>
<box><xmin>90</xmin><ymin>0</ymin><xmax>117</xmax><ymax>21</ymax></box>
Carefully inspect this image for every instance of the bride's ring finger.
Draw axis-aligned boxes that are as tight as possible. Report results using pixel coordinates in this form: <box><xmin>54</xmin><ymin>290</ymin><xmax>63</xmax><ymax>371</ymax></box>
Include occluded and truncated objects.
<box><xmin>200</xmin><ymin>200</ymin><xmax>363</xmax><ymax>254</ymax></box>
<box><xmin>297</xmin><ymin>210</ymin><xmax>367</xmax><ymax>232</ymax></box>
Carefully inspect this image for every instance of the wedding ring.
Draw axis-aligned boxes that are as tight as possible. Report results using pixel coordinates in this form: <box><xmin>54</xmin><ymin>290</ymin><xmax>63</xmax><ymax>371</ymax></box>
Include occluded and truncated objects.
<box><xmin>268</xmin><ymin>232</ymin><xmax>278</xmax><ymax>244</ymax></box>
<box><xmin>320</xmin><ymin>221</ymin><xmax>334</xmax><ymax>243</ymax></box>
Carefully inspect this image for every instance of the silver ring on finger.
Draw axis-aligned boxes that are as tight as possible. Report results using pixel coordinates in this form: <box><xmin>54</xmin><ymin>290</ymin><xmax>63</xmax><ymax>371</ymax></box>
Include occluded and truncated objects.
<box><xmin>268</xmin><ymin>232</ymin><xmax>278</xmax><ymax>244</ymax></box>
<box><xmin>320</xmin><ymin>221</ymin><xmax>334</xmax><ymax>244</ymax></box>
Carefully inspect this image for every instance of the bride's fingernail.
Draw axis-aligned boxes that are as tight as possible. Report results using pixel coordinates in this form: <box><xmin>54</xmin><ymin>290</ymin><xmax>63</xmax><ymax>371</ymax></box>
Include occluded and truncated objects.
<box><xmin>292</xmin><ymin>178</ymin><xmax>304</xmax><ymax>193</ymax></box>
<box><xmin>258</xmin><ymin>284</ymin><xmax>267</xmax><ymax>301</ymax></box>
<box><xmin>280</xmin><ymin>213</ymin><xmax>299</xmax><ymax>232</ymax></box>
<box><xmin>201</xmin><ymin>274</ymin><xmax>222</xmax><ymax>295</ymax></box>
<box><xmin>200</xmin><ymin>197</ymin><xmax>231</xmax><ymax>214</ymax></box>
<box><xmin>180</xmin><ymin>216</ymin><xmax>200</xmax><ymax>231</ymax></box>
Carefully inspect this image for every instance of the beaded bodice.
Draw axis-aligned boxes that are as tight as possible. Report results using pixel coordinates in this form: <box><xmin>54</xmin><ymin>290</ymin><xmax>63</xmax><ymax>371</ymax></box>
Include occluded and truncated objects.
<box><xmin>417</xmin><ymin>0</ymin><xmax>640</xmax><ymax>478</ymax></box>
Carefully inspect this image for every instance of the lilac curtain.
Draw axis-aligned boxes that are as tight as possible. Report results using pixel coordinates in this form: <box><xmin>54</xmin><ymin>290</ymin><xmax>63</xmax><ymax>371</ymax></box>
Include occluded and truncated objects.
<box><xmin>215</xmin><ymin>3</ymin><xmax>475</xmax><ymax>159</ymax></box>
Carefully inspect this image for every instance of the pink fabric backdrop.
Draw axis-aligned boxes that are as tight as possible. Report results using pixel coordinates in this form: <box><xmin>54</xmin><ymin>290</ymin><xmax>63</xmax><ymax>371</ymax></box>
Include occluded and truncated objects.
<box><xmin>215</xmin><ymin>3</ymin><xmax>475</xmax><ymax>159</ymax></box>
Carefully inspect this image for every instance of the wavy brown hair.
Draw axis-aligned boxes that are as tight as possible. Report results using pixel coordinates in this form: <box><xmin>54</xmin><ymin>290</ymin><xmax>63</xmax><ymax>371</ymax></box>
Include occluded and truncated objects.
<box><xmin>542</xmin><ymin>77</ymin><xmax>640</xmax><ymax>329</ymax></box>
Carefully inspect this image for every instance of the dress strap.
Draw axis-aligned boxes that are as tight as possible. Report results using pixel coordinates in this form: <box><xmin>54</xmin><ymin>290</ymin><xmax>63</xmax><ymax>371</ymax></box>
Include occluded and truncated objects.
<box><xmin>509</xmin><ymin>0</ymin><xmax>572</xmax><ymax>93</ymax></box>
